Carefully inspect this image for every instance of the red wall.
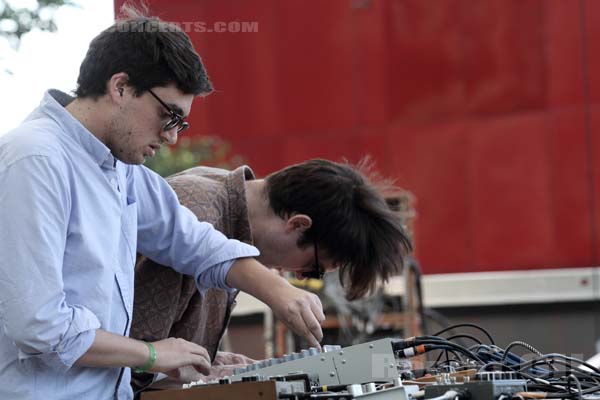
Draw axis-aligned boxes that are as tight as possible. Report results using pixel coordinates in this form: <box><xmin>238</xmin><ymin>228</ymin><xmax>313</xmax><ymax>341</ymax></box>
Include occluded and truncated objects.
<box><xmin>115</xmin><ymin>0</ymin><xmax>599</xmax><ymax>275</ymax></box>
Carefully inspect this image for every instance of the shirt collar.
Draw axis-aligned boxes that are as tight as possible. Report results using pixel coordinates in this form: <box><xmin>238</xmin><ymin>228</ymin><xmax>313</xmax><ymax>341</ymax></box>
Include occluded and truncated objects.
<box><xmin>33</xmin><ymin>89</ymin><xmax>114</xmax><ymax>167</ymax></box>
<box><xmin>226</xmin><ymin>166</ymin><xmax>256</xmax><ymax>244</ymax></box>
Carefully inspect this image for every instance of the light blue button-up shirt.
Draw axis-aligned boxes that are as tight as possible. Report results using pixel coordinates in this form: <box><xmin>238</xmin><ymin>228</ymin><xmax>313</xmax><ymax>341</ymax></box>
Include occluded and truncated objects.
<box><xmin>0</xmin><ymin>90</ymin><xmax>259</xmax><ymax>399</ymax></box>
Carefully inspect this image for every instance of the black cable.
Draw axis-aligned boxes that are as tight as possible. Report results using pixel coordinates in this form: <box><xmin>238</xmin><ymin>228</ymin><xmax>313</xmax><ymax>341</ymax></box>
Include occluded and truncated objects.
<box><xmin>478</xmin><ymin>361</ymin><xmax>522</xmax><ymax>375</ymax></box>
<box><xmin>416</xmin><ymin>344</ymin><xmax>483</xmax><ymax>364</ymax></box>
<box><xmin>523</xmin><ymin>371</ymin><xmax>600</xmax><ymax>399</ymax></box>
<box><xmin>536</xmin><ymin>367</ymin><xmax>600</xmax><ymax>382</ymax></box>
<box><xmin>544</xmin><ymin>383</ymin><xmax>600</xmax><ymax>398</ymax></box>
<box><xmin>406</xmin><ymin>256</ymin><xmax>428</xmax><ymax>335</ymax></box>
<box><xmin>433</xmin><ymin>323</ymin><xmax>495</xmax><ymax>345</ymax></box>
<box><xmin>501</xmin><ymin>341</ymin><xmax>544</xmax><ymax>364</ymax></box>
<box><xmin>516</xmin><ymin>360</ymin><xmax>600</xmax><ymax>387</ymax></box>
<box><xmin>472</xmin><ymin>344</ymin><xmax>515</xmax><ymax>365</ymax></box>
<box><xmin>313</xmin><ymin>385</ymin><xmax>347</xmax><ymax>392</ymax></box>
<box><xmin>500</xmin><ymin>341</ymin><xmax>557</xmax><ymax>372</ymax></box>
<box><xmin>531</xmin><ymin>360</ymin><xmax>600</xmax><ymax>385</ymax></box>
<box><xmin>527</xmin><ymin>383</ymin><xmax>582</xmax><ymax>394</ymax></box>
<box><xmin>504</xmin><ymin>341</ymin><xmax>542</xmax><ymax>359</ymax></box>
<box><xmin>469</xmin><ymin>344</ymin><xmax>495</xmax><ymax>353</ymax></box>
<box><xmin>432</xmin><ymin>353</ymin><xmax>445</xmax><ymax>368</ymax></box>
<box><xmin>516</xmin><ymin>354</ymin><xmax>600</xmax><ymax>376</ymax></box>
<box><xmin>435</xmin><ymin>349</ymin><xmax>464</xmax><ymax>366</ymax></box>
<box><xmin>446</xmin><ymin>334</ymin><xmax>483</xmax><ymax>345</ymax></box>
<box><xmin>414</xmin><ymin>339</ymin><xmax>486</xmax><ymax>363</ymax></box>
<box><xmin>550</xmin><ymin>378</ymin><xmax>597</xmax><ymax>390</ymax></box>
<box><xmin>393</xmin><ymin>335</ymin><xmax>453</xmax><ymax>350</ymax></box>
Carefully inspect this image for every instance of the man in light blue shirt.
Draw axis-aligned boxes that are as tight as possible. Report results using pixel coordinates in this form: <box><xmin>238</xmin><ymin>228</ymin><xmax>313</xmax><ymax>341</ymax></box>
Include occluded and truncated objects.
<box><xmin>0</xmin><ymin>7</ymin><xmax>324</xmax><ymax>400</ymax></box>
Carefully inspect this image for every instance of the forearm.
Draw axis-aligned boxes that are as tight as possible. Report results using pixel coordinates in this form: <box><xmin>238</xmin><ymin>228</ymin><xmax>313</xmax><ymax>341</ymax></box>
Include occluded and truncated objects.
<box><xmin>226</xmin><ymin>258</ymin><xmax>290</xmax><ymax>303</ymax></box>
<box><xmin>75</xmin><ymin>329</ymin><xmax>148</xmax><ymax>369</ymax></box>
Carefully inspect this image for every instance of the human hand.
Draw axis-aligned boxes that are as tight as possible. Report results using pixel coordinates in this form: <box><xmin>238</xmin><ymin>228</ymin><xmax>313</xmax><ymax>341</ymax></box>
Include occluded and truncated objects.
<box><xmin>226</xmin><ymin>258</ymin><xmax>325</xmax><ymax>349</ymax></box>
<box><xmin>163</xmin><ymin>362</ymin><xmax>253</xmax><ymax>384</ymax></box>
<box><xmin>148</xmin><ymin>337</ymin><xmax>211</xmax><ymax>375</ymax></box>
<box><xmin>267</xmin><ymin>283</ymin><xmax>325</xmax><ymax>349</ymax></box>
<box><xmin>213</xmin><ymin>351</ymin><xmax>257</xmax><ymax>366</ymax></box>
<box><xmin>205</xmin><ymin>363</ymin><xmax>248</xmax><ymax>379</ymax></box>
<box><xmin>163</xmin><ymin>365</ymin><xmax>203</xmax><ymax>383</ymax></box>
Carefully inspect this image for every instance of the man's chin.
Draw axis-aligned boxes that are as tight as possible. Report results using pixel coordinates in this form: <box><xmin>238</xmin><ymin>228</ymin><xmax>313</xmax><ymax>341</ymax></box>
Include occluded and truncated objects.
<box><xmin>129</xmin><ymin>153</ymin><xmax>149</xmax><ymax>165</ymax></box>
<box><xmin>111</xmin><ymin>152</ymin><xmax>146</xmax><ymax>165</ymax></box>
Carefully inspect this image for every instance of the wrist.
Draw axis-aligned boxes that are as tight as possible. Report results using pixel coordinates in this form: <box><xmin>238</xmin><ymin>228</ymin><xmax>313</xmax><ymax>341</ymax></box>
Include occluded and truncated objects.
<box><xmin>227</xmin><ymin>259</ymin><xmax>293</xmax><ymax>307</ymax></box>
<box><xmin>133</xmin><ymin>342</ymin><xmax>157</xmax><ymax>373</ymax></box>
<box><xmin>227</xmin><ymin>258</ymin><xmax>278</xmax><ymax>293</ymax></box>
<box><xmin>261</xmin><ymin>274</ymin><xmax>291</xmax><ymax>304</ymax></box>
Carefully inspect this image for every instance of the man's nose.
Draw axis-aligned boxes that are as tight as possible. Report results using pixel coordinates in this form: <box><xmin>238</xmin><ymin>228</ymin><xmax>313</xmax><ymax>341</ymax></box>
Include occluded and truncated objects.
<box><xmin>159</xmin><ymin>127</ymin><xmax>178</xmax><ymax>145</ymax></box>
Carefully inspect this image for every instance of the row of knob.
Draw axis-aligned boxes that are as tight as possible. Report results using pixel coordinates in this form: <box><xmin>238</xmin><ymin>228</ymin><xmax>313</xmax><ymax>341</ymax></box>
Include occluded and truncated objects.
<box><xmin>233</xmin><ymin>345</ymin><xmax>343</xmax><ymax>375</ymax></box>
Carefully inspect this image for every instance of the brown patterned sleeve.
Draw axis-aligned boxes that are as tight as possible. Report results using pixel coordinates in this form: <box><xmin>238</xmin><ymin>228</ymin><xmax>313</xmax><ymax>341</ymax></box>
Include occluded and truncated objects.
<box><xmin>131</xmin><ymin>255</ymin><xmax>187</xmax><ymax>343</ymax></box>
<box><xmin>130</xmin><ymin>172</ymin><xmax>231</xmax><ymax>345</ymax></box>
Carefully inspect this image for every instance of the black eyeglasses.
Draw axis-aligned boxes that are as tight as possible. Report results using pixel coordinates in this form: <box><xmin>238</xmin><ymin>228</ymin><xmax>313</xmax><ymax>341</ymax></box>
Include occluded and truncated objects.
<box><xmin>147</xmin><ymin>89</ymin><xmax>189</xmax><ymax>134</ymax></box>
<box><xmin>302</xmin><ymin>242</ymin><xmax>325</xmax><ymax>280</ymax></box>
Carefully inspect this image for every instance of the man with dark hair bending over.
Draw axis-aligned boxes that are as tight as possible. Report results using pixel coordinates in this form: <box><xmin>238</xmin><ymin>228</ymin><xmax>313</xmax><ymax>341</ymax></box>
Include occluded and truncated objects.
<box><xmin>131</xmin><ymin>159</ymin><xmax>413</xmax><ymax>390</ymax></box>
<box><xmin>0</xmin><ymin>8</ymin><xmax>327</xmax><ymax>400</ymax></box>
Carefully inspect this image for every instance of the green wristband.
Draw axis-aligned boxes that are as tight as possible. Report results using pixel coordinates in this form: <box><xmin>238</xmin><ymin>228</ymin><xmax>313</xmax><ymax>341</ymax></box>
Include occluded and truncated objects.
<box><xmin>133</xmin><ymin>342</ymin><xmax>157</xmax><ymax>373</ymax></box>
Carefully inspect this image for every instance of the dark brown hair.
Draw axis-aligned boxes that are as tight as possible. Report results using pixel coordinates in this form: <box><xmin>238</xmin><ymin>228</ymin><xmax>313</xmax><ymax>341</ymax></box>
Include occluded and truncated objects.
<box><xmin>265</xmin><ymin>159</ymin><xmax>413</xmax><ymax>300</ymax></box>
<box><xmin>74</xmin><ymin>3</ymin><xmax>212</xmax><ymax>98</ymax></box>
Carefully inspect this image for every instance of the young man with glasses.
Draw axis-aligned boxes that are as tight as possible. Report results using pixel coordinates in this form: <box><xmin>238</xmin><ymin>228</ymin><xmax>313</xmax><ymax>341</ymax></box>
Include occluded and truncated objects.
<box><xmin>131</xmin><ymin>159</ymin><xmax>413</xmax><ymax>391</ymax></box>
<box><xmin>0</xmin><ymin>7</ymin><xmax>325</xmax><ymax>400</ymax></box>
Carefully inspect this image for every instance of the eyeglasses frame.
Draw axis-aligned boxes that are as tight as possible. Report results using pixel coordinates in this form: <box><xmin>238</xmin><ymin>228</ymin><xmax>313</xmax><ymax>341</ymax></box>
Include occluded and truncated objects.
<box><xmin>302</xmin><ymin>241</ymin><xmax>325</xmax><ymax>280</ymax></box>
<box><xmin>147</xmin><ymin>88</ymin><xmax>189</xmax><ymax>134</ymax></box>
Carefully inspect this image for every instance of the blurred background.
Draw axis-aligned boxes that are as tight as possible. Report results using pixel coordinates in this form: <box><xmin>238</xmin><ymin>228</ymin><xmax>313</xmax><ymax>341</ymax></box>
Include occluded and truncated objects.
<box><xmin>2</xmin><ymin>0</ymin><xmax>600</xmax><ymax>363</ymax></box>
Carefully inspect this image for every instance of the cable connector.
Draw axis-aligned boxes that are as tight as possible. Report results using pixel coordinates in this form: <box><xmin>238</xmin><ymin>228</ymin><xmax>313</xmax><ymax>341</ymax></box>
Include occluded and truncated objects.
<box><xmin>392</xmin><ymin>338</ymin><xmax>418</xmax><ymax>352</ymax></box>
<box><xmin>396</xmin><ymin>345</ymin><xmax>427</xmax><ymax>358</ymax></box>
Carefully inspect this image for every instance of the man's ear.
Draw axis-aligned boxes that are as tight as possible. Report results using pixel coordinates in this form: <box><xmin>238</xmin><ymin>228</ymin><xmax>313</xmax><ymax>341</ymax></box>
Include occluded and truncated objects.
<box><xmin>285</xmin><ymin>214</ymin><xmax>312</xmax><ymax>233</ymax></box>
<box><xmin>107</xmin><ymin>72</ymin><xmax>130</xmax><ymax>102</ymax></box>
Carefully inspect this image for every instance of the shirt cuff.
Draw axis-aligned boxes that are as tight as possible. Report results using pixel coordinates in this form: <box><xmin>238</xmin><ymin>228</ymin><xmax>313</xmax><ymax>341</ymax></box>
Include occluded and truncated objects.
<box><xmin>18</xmin><ymin>305</ymin><xmax>101</xmax><ymax>370</ymax></box>
<box><xmin>196</xmin><ymin>243</ymin><xmax>259</xmax><ymax>292</ymax></box>
<box><xmin>197</xmin><ymin>259</ymin><xmax>237</xmax><ymax>294</ymax></box>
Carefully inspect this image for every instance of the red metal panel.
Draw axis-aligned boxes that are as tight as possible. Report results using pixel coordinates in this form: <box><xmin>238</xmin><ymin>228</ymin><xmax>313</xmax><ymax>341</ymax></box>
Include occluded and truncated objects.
<box><xmin>459</xmin><ymin>0</ymin><xmax>546</xmax><ymax>117</ymax></box>
<box><xmin>193</xmin><ymin>0</ymin><xmax>282</xmax><ymax>140</ymax></box>
<box><xmin>544</xmin><ymin>0</ymin><xmax>585</xmax><ymax>108</ymax></box>
<box><xmin>350</xmin><ymin>0</ymin><xmax>390</xmax><ymax>126</ymax></box>
<box><xmin>548</xmin><ymin>107</ymin><xmax>594</xmax><ymax>266</ymax></box>
<box><xmin>274</xmin><ymin>0</ymin><xmax>356</xmax><ymax>134</ymax></box>
<box><xmin>280</xmin><ymin>131</ymin><xmax>360</xmax><ymax>167</ymax></box>
<box><xmin>583</xmin><ymin>0</ymin><xmax>600</xmax><ymax>265</ymax></box>
<box><xmin>386</xmin><ymin>0</ymin><xmax>466</xmax><ymax>123</ymax></box>
<box><xmin>469</xmin><ymin>113</ymin><xmax>555</xmax><ymax>269</ymax></box>
<box><xmin>467</xmin><ymin>107</ymin><xmax>593</xmax><ymax>270</ymax></box>
<box><xmin>587</xmin><ymin>105</ymin><xmax>600</xmax><ymax>259</ymax></box>
<box><xmin>354</xmin><ymin>128</ymin><xmax>391</xmax><ymax>173</ymax></box>
<box><xmin>584</xmin><ymin>0</ymin><xmax>600</xmax><ymax>104</ymax></box>
<box><xmin>186</xmin><ymin>0</ymin><xmax>283</xmax><ymax>140</ymax></box>
<box><xmin>387</xmin><ymin>121</ymin><xmax>474</xmax><ymax>274</ymax></box>
<box><xmin>228</xmin><ymin>136</ymin><xmax>286</xmax><ymax>178</ymax></box>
